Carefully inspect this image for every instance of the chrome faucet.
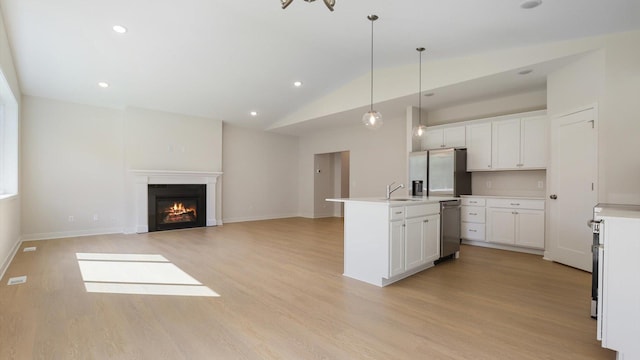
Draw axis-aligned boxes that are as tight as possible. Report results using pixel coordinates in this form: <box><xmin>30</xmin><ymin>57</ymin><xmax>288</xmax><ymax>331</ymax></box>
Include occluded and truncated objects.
<box><xmin>386</xmin><ymin>182</ymin><xmax>405</xmax><ymax>199</ymax></box>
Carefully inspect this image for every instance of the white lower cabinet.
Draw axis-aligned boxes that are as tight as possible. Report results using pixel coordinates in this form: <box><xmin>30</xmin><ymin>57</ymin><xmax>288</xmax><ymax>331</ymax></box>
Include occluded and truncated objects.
<box><xmin>389</xmin><ymin>206</ymin><xmax>440</xmax><ymax>278</ymax></box>
<box><xmin>486</xmin><ymin>199</ymin><xmax>545</xmax><ymax>249</ymax></box>
<box><xmin>461</xmin><ymin>198</ymin><xmax>486</xmax><ymax>242</ymax></box>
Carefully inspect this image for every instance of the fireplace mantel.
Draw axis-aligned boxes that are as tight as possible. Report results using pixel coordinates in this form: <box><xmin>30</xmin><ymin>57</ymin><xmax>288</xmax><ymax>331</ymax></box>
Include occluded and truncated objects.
<box><xmin>130</xmin><ymin>170</ymin><xmax>222</xmax><ymax>233</ymax></box>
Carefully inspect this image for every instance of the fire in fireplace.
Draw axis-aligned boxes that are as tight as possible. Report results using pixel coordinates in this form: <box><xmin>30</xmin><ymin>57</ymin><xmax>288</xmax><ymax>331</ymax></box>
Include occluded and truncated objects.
<box><xmin>148</xmin><ymin>184</ymin><xmax>206</xmax><ymax>232</ymax></box>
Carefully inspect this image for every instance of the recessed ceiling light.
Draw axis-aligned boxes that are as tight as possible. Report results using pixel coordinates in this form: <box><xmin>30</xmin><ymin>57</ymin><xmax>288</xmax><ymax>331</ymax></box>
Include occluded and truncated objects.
<box><xmin>423</xmin><ymin>92</ymin><xmax>435</xmax><ymax>97</ymax></box>
<box><xmin>112</xmin><ymin>25</ymin><xmax>127</xmax><ymax>34</ymax></box>
<box><xmin>250</xmin><ymin>111</ymin><xmax>258</xmax><ymax>116</ymax></box>
<box><xmin>293</xmin><ymin>81</ymin><xmax>303</xmax><ymax>87</ymax></box>
<box><xmin>520</xmin><ymin>0</ymin><xmax>542</xmax><ymax>9</ymax></box>
<box><xmin>518</xmin><ymin>69</ymin><xmax>533</xmax><ymax>75</ymax></box>
<box><xmin>98</xmin><ymin>82</ymin><xmax>109</xmax><ymax>88</ymax></box>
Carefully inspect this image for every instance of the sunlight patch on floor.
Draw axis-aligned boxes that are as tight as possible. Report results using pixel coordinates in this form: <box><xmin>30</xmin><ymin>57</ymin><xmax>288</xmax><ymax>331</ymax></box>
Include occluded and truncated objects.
<box><xmin>76</xmin><ymin>253</ymin><xmax>219</xmax><ymax>297</ymax></box>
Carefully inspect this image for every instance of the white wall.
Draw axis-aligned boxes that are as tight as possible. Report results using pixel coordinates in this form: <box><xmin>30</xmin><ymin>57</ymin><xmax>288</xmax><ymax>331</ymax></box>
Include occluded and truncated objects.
<box><xmin>21</xmin><ymin>97</ymin><xmax>125</xmax><ymax>239</ymax></box>
<box><xmin>0</xmin><ymin>7</ymin><xmax>21</xmax><ymax>278</ymax></box>
<box><xmin>298</xmin><ymin>115</ymin><xmax>407</xmax><ymax>218</ymax></box>
<box><xmin>599</xmin><ymin>32</ymin><xmax>640</xmax><ymax>204</ymax></box>
<box><xmin>21</xmin><ymin>98</ymin><xmax>225</xmax><ymax>239</ymax></box>
<box><xmin>426</xmin><ymin>89</ymin><xmax>547</xmax><ymax>126</ymax></box>
<box><xmin>472</xmin><ymin>170</ymin><xmax>546</xmax><ymax>198</ymax></box>
<box><xmin>124</xmin><ymin>107</ymin><xmax>222</xmax><ymax>172</ymax></box>
<box><xmin>221</xmin><ymin>123</ymin><xmax>298</xmax><ymax>223</ymax></box>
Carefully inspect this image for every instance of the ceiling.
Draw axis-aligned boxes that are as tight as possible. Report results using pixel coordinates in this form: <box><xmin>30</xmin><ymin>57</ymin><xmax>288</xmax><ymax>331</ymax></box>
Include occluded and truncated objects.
<box><xmin>1</xmin><ymin>0</ymin><xmax>639</xmax><ymax>135</ymax></box>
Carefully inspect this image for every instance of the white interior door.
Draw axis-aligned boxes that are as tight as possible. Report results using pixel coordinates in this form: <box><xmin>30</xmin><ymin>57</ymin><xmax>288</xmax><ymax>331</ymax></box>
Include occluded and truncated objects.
<box><xmin>547</xmin><ymin>107</ymin><xmax>598</xmax><ymax>272</ymax></box>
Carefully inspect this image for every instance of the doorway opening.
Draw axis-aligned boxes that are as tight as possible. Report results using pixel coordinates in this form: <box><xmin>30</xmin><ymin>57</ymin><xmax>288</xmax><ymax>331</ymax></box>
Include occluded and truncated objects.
<box><xmin>313</xmin><ymin>151</ymin><xmax>350</xmax><ymax>218</ymax></box>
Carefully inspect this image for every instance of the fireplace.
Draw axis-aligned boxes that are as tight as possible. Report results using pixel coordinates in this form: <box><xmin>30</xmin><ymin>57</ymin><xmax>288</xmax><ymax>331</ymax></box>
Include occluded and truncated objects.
<box><xmin>148</xmin><ymin>184</ymin><xmax>206</xmax><ymax>232</ymax></box>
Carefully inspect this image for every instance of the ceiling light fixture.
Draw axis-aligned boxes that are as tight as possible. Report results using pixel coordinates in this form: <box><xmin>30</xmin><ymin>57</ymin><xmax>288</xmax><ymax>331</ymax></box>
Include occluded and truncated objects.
<box><xmin>281</xmin><ymin>0</ymin><xmax>335</xmax><ymax>11</ymax></box>
<box><xmin>112</xmin><ymin>25</ymin><xmax>127</xmax><ymax>34</ymax></box>
<box><xmin>412</xmin><ymin>48</ymin><xmax>428</xmax><ymax>138</ymax></box>
<box><xmin>293</xmin><ymin>81</ymin><xmax>303</xmax><ymax>87</ymax></box>
<box><xmin>98</xmin><ymin>82</ymin><xmax>109</xmax><ymax>88</ymax></box>
<box><xmin>250</xmin><ymin>111</ymin><xmax>258</xmax><ymax>116</ymax></box>
<box><xmin>520</xmin><ymin>0</ymin><xmax>542</xmax><ymax>9</ymax></box>
<box><xmin>362</xmin><ymin>15</ymin><xmax>382</xmax><ymax>130</ymax></box>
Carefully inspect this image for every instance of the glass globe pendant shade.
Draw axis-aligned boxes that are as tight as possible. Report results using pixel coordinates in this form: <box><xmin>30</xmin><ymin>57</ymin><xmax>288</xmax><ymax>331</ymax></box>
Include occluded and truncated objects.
<box><xmin>362</xmin><ymin>110</ymin><xmax>383</xmax><ymax>130</ymax></box>
<box><xmin>412</xmin><ymin>124</ymin><xmax>428</xmax><ymax>137</ymax></box>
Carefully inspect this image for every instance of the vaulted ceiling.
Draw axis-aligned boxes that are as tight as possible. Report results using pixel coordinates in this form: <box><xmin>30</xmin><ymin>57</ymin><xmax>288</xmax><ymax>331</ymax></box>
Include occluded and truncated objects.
<box><xmin>1</xmin><ymin>0</ymin><xmax>639</xmax><ymax>134</ymax></box>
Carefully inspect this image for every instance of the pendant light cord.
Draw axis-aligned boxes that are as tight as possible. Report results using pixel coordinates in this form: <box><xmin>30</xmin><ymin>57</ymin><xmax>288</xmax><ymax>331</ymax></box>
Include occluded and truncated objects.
<box><xmin>370</xmin><ymin>17</ymin><xmax>375</xmax><ymax>112</ymax></box>
<box><xmin>417</xmin><ymin>47</ymin><xmax>425</xmax><ymax>127</ymax></box>
<box><xmin>418</xmin><ymin>49</ymin><xmax>422</xmax><ymax>126</ymax></box>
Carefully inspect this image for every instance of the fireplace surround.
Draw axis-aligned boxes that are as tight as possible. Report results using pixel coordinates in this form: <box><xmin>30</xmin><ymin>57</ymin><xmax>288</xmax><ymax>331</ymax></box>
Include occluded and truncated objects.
<box><xmin>130</xmin><ymin>170</ymin><xmax>222</xmax><ymax>233</ymax></box>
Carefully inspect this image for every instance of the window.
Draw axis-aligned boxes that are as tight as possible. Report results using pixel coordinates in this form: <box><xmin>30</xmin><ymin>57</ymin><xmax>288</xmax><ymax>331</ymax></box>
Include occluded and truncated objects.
<box><xmin>0</xmin><ymin>70</ymin><xmax>18</xmax><ymax>198</ymax></box>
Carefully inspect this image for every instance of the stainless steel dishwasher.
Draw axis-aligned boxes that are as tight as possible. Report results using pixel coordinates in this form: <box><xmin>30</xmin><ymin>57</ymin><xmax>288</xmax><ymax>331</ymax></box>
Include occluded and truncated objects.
<box><xmin>440</xmin><ymin>199</ymin><xmax>461</xmax><ymax>259</ymax></box>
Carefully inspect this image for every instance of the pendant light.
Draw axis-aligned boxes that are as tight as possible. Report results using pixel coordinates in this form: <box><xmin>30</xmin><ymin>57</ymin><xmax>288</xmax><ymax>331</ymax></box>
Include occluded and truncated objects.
<box><xmin>362</xmin><ymin>15</ymin><xmax>383</xmax><ymax>130</ymax></box>
<box><xmin>412</xmin><ymin>47</ymin><xmax>428</xmax><ymax>137</ymax></box>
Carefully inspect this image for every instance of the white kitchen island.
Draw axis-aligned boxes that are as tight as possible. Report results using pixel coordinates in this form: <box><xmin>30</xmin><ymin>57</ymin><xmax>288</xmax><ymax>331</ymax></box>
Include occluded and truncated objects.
<box><xmin>327</xmin><ymin>197</ymin><xmax>457</xmax><ymax>287</ymax></box>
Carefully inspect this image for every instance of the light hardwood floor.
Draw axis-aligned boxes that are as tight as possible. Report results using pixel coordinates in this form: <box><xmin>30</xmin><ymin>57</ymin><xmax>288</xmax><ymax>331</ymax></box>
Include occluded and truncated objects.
<box><xmin>1</xmin><ymin>217</ymin><xmax>614</xmax><ymax>359</ymax></box>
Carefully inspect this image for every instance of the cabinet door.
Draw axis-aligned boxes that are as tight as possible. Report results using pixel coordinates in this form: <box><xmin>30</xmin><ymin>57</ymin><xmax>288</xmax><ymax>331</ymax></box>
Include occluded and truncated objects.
<box><xmin>389</xmin><ymin>220</ymin><xmax>405</xmax><ymax>277</ymax></box>
<box><xmin>521</xmin><ymin>116</ymin><xmax>548</xmax><ymax>169</ymax></box>
<box><xmin>443</xmin><ymin>126</ymin><xmax>466</xmax><ymax>148</ymax></box>
<box><xmin>516</xmin><ymin>209</ymin><xmax>545</xmax><ymax>249</ymax></box>
<box><xmin>423</xmin><ymin>214</ymin><xmax>440</xmax><ymax>264</ymax></box>
<box><xmin>423</xmin><ymin>129</ymin><xmax>443</xmax><ymax>150</ymax></box>
<box><xmin>405</xmin><ymin>216</ymin><xmax>427</xmax><ymax>271</ymax></box>
<box><xmin>466</xmin><ymin>122</ymin><xmax>492</xmax><ymax>171</ymax></box>
<box><xmin>492</xmin><ymin>118</ymin><xmax>521</xmax><ymax>169</ymax></box>
<box><xmin>487</xmin><ymin>208</ymin><xmax>516</xmax><ymax>245</ymax></box>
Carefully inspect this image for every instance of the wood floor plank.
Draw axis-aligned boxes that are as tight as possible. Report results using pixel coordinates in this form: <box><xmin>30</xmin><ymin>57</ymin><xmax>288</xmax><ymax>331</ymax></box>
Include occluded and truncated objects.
<box><xmin>0</xmin><ymin>217</ymin><xmax>614</xmax><ymax>359</ymax></box>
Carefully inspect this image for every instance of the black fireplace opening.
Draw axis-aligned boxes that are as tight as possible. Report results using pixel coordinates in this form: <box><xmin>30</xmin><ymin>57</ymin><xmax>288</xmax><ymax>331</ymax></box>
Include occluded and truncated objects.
<box><xmin>148</xmin><ymin>184</ymin><xmax>206</xmax><ymax>232</ymax></box>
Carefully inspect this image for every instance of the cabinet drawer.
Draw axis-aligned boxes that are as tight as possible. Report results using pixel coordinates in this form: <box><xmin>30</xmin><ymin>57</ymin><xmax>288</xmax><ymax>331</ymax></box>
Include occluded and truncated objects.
<box><xmin>461</xmin><ymin>206</ymin><xmax>485</xmax><ymax>223</ymax></box>
<box><xmin>390</xmin><ymin>207</ymin><xmax>405</xmax><ymax>221</ymax></box>
<box><xmin>462</xmin><ymin>222</ymin><xmax>485</xmax><ymax>241</ymax></box>
<box><xmin>406</xmin><ymin>203</ymin><xmax>440</xmax><ymax>218</ymax></box>
<box><xmin>486</xmin><ymin>198</ymin><xmax>544</xmax><ymax>210</ymax></box>
<box><xmin>462</xmin><ymin>198</ymin><xmax>486</xmax><ymax>206</ymax></box>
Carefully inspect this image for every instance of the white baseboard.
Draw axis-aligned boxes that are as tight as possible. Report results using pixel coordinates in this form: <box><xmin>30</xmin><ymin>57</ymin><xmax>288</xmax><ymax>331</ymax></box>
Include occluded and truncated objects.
<box><xmin>0</xmin><ymin>236</ymin><xmax>22</xmax><ymax>281</ymax></box>
<box><xmin>222</xmin><ymin>213</ymin><xmax>299</xmax><ymax>224</ymax></box>
<box><xmin>21</xmin><ymin>227</ymin><xmax>124</xmax><ymax>241</ymax></box>
<box><xmin>461</xmin><ymin>239</ymin><xmax>544</xmax><ymax>256</ymax></box>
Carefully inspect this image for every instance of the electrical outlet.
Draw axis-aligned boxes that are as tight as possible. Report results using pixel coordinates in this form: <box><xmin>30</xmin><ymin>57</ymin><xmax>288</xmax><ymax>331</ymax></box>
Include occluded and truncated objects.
<box><xmin>68</xmin><ymin>215</ymin><xmax>75</xmax><ymax>222</ymax></box>
<box><xmin>93</xmin><ymin>214</ymin><xmax>99</xmax><ymax>221</ymax></box>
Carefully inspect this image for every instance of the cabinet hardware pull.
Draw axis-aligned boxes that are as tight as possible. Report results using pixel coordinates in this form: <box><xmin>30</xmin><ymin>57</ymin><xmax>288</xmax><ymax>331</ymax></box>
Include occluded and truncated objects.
<box><xmin>395</xmin><ymin>212</ymin><xmax>402</xmax><ymax>214</ymax></box>
<box><xmin>510</xmin><ymin>203</ymin><xmax>520</xmax><ymax>206</ymax></box>
<box><xmin>469</xmin><ymin>213</ymin><xmax>477</xmax><ymax>216</ymax></box>
<box><xmin>424</xmin><ymin>220</ymin><xmax>429</xmax><ymax>223</ymax></box>
<box><xmin>469</xmin><ymin>229</ymin><xmax>477</xmax><ymax>232</ymax></box>
<box><xmin>470</xmin><ymin>201</ymin><xmax>477</xmax><ymax>204</ymax></box>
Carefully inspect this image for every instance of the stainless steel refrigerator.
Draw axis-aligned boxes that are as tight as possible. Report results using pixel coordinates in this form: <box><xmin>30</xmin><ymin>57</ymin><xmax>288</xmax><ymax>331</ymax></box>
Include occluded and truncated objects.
<box><xmin>409</xmin><ymin>148</ymin><xmax>471</xmax><ymax>197</ymax></box>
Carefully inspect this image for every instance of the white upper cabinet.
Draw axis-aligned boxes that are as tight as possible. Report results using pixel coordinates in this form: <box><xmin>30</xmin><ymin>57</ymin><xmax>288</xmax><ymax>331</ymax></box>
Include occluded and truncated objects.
<box><xmin>492</xmin><ymin>116</ymin><xmax>547</xmax><ymax>170</ymax></box>
<box><xmin>423</xmin><ymin>126</ymin><xmax>466</xmax><ymax>150</ymax></box>
<box><xmin>492</xmin><ymin>118</ymin><xmax>521</xmax><ymax>169</ymax></box>
<box><xmin>466</xmin><ymin>122</ymin><xmax>493</xmax><ymax>171</ymax></box>
<box><xmin>520</xmin><ymin>116</ymin><xmax>548</xmax><ymax>169</ymax></box>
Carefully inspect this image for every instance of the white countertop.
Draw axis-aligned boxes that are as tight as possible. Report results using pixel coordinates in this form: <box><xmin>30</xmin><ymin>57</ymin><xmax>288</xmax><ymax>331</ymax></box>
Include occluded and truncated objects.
<box><xmin>326</xmin><ymin>196</ymin><xmax>458</xmax><ymax>205</ymax></box>
<box><xmin>595</xmin><ymin>203</ymin><xmax>640</xmax><ymax>219</ymax></box>
<box><xmin>460</xmin><ymin>195</ymin><xmax>545</xmax><ymax>201</ymax></box>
